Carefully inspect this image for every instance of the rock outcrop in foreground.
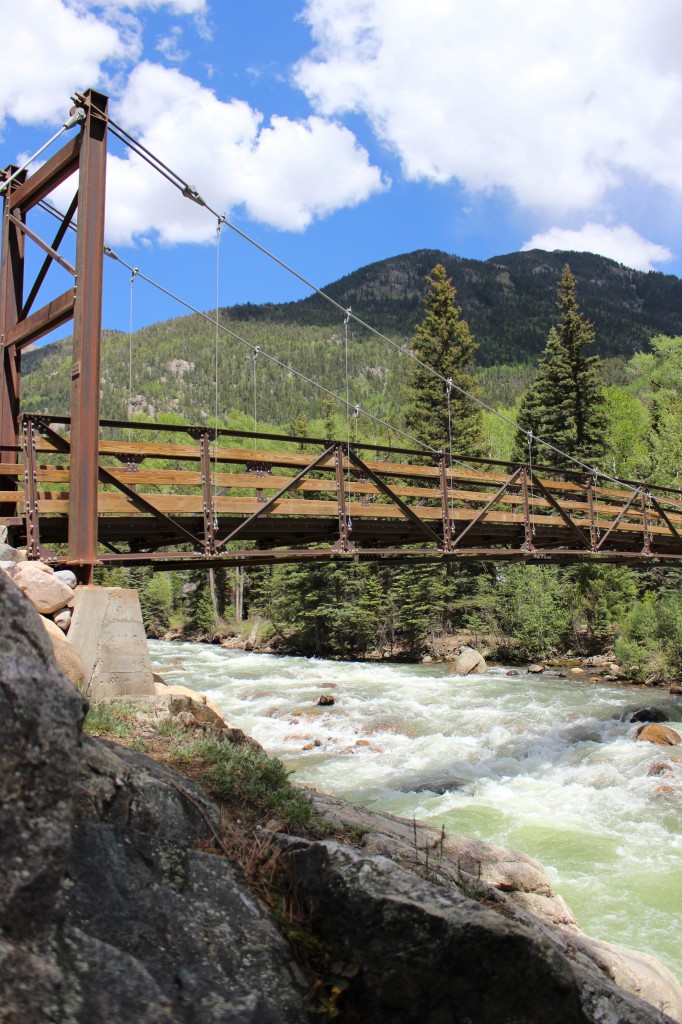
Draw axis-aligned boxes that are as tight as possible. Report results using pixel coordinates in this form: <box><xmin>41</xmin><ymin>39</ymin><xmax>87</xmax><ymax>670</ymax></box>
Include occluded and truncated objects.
<box><xmin>1</xmin><ymin>570</ymin><xmax>680</xmax><ymax>1024</ymax></box>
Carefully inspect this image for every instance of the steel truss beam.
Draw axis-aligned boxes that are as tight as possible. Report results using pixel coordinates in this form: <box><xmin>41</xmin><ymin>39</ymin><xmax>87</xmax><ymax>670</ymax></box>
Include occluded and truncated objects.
<box><xmin>0</xmin><ymin>90</ymin><xmax>108</xmax><ymax>581</ymax></box>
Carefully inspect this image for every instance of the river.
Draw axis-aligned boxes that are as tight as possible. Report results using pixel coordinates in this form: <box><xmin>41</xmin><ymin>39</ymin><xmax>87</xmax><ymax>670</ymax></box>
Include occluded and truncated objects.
<box><xmin>148</xmin><ymin>640</ymin><xmax>682</xmax><ymax>982</ymax></box>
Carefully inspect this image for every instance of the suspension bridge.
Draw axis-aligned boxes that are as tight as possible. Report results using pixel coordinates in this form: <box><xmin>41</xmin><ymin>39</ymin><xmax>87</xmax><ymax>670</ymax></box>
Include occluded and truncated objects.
<box><xmin>2</xmin><ymin>89</ymin><xmax>682</xmax><ymax>582</ymax></box>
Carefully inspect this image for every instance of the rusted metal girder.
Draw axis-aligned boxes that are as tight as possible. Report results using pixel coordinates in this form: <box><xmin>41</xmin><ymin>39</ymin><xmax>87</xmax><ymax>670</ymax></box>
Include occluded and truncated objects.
<box><xmin>0</xmin><ymin>90</ymin><xmax>109</xmax><ymax>580</ymax></box>
<box><xmin>68</xmin><ymin>90</ymin><xmax>108</xmax><ymax>582</ymax></box>
<box><xmin>529</xmin><ymin>472</ymin><xmax>592</xmax><ymax>550</ymax></box>
<box><xmin>0</xmin><ymin>166</ymin><xmax>25</xmax><ymax>516</ymax></box>
<box><xmin>196</xmin><ymin>429</ymin><xmax>218</xmax><ymax>555</ymax></box>
<box><xmin>450</xmin><ymin>466</ymin><xmax>524</xmax><ymax>549</ymax></box>
<box><xmin>333</xmin><ymin>443</ymin><xmax>355</xmax><ymax>553</ymax></box>
<box><xmin>34</xmin><ymin>418</ymin><xmax>205</xmax><ymax>552</ymax></box>
<box><xmin>21</xmin><ymin>417</ymin><xmax>41</xmax><ymax>558</ymax></box>
<box><xmin>650</xmin><ymin>495</ymin><xmax>682</xmax><ymax>552</ymax></box>
<box><xmin>346</xmin><ymin>447</ymin><xmax>442</xmax><ymax>547</ymax></box>
<box><xmin>520</xmin><ymin>467</ymin><xmax>535</xmax><ymax>552</ymax></box>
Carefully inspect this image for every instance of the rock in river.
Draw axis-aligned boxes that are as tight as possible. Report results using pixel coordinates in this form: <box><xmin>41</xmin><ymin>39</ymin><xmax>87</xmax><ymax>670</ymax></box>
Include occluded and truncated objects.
<box><xmin>636</xmin><ymin>723</ymin><xmax>681</xmax><ymax>746</ymax></box>
<box><xmin>453</xmin><ymin>645</ymin><xmax>487</xmax><ymax>675</ymax></box>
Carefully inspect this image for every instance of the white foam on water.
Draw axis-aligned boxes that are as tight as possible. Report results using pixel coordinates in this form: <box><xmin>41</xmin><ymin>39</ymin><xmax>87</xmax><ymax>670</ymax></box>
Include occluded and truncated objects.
<box><xmin>149</xmin><ymin>640</ymin><xmax>682</xmax><ymax>980</ymax></box>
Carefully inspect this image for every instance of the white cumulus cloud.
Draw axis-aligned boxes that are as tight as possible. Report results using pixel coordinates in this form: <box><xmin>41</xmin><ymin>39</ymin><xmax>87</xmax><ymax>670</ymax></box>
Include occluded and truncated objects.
<box><xmin>0</xmin><ymin>0</ymin><xmax>129</xmax><ymax>128</ymax></box>
<box><xmin>0</xmin><ymin>0</ymin><xmax>207</xmax><ymax>131</ymax></box>
<box><xmin>105</xmin><ymin>62</ymin><xmax>386</xmax><ymax>243</ymax></box>
<box><xmin>295</xmin><ymin>0</ymin><xmax>682</xmax><ymax>215</ymax></box>
<box><xmin>522</xmin><ymin>224</ymin><xmax>674</xmax><ymax>272</ymax></box>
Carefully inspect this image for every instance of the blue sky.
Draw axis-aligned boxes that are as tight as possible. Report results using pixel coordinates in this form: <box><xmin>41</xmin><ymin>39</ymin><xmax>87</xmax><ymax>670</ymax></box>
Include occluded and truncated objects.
<box><xmin>3</xmin><ymin>0</ymin><xmax>682</xmax><ymax>335</ymax></box>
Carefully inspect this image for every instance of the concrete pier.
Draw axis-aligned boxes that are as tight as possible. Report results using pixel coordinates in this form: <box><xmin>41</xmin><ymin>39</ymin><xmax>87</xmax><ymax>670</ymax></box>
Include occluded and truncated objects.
<box><xmin>68</xmin><ymin>586</ymin><xmax>155</xmax><ymax>699</ymax></box>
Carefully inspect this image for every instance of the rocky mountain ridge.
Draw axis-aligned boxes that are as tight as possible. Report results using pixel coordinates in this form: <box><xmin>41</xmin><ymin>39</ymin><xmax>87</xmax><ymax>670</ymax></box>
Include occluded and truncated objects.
<box><xmin>226</xmin><ymin>248</ymin><xmax>682</xmax><ymax>363</ymax></box>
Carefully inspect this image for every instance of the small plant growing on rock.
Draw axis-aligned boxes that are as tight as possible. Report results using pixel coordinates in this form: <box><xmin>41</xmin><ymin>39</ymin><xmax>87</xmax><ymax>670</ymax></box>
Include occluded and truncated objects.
<box><xmin>83</xmin><ymin>699</ymin><xmax>137</xmax><ymax>737</ymax></box>
<box><xmin>169</xmin><ymin>737</ymin><xmax>327</xmax><ymax>835</ymax></box>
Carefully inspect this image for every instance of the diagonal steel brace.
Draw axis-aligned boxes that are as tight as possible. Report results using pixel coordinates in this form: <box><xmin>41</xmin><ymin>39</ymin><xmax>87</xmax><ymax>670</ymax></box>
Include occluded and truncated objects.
<box><xmin>34</xmin><ymin>420</ymin><xmax>204</xmax><ymax>550</ymax></box>
<box><xmin>530</xmin><ymin>472</ymin><xmax>592</xmax><ymax>549</ymax></box>
<box><xmin>596</xmin><ymin>487</ymin><xmax>641</xmax><ymax>551</ymax></box>
<box><xmin>649</xmin><ymin>496</ymin><xmax>682</xmax><ymax>551</ymax></box>
<box><xmin>451</xmin><ymin>466</ymin><xmax>524</xmax><ymax>548</ymax></box>
<box><xmin>215</xmin><ymin>444</ymin><xmax>337</xmax><ymax>549</ymax></box>
<box><xmin>346</xmin><ymin>447</ymin><xmax>442</xmax><ymax>546</ymax></box>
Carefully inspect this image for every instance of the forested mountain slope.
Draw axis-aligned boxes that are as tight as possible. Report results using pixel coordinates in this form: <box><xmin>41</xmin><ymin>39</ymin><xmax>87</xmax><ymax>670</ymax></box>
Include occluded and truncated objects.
<box><xmin>227</xmin><ymin>248</ymin><xmax>682</xmax><ymax>364</ymax></box>
<box><xmin>22</xmin><ymin>249</ymin><xmax>682</xmax><ymax>429</ymax></box>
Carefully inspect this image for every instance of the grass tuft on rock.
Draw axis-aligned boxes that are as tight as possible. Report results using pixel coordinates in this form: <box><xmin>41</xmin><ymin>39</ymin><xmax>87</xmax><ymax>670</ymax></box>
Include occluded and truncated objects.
<box><xmin>83</xmin><ymin>699</ymin><xmax>137</xmax><ymax>737</ymax></box>
<box><xmin>169</xmin><ymin>737</ymin><xmax>326</xmax><ymax>836</ymax></box>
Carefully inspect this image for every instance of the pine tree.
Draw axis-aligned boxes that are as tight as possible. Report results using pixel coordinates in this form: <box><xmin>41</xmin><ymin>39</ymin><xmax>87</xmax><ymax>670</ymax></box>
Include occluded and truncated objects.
<box><xmin>289</xmin><ymin>410</ymin><xmax>311</xmax><ymax>449</ymax></box>
<box><xmin>405</xmin><ymin>264</ymin><xmax>483</xmax><ymax>455</ymax></box>
<box><xmin>513</xmin><ymin>265</ymin><xmax>607</xmax><ymax>470</ymax></box>
<box><xmin>322</xmin><ymin>399</ymin><xmax>337</xmax><ymax>442</ymax></box>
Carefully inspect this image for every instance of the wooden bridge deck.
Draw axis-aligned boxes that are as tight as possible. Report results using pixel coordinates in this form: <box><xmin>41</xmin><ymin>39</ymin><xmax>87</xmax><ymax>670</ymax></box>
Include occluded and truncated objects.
<box><xmin>2</xmin><ymin>416</ymin><xmax>682</xmax><ymax>569</ymax></box>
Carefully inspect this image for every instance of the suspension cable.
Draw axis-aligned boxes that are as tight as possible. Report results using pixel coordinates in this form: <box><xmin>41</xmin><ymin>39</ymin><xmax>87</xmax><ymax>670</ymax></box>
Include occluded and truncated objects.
<box><xmin>527</xmin><ymin>431</ymin><xmax>536</xmax><ymax>535</ymax></box>
<box><xmin>0</xmin><ymin>107</ymin><xmax>85</xmax><ymax>196</ymax></box>
<box><xmin>103</xmin><ymin>246</ymin><xmax>436</xmax><ymax>453</ymax></box>
<box><xmin>107</xmin><ymin>119</ymin><xmax>628</xmax><ymax>485</ymax></box>
<box><xmin>445</xmin><ymin>378</ymin><xmax>455</xmax><ymax>527</ymax></box>
<box><xmin>343</xmin><ymin>307</ymin><xmax>353</xmax><ymax>510</ymax></box>
<box><xmin>592</xmin><ymin>468</ymin><xmax>601</xmax><ymax>538</ymax></box>
<box><xmin>252</xmin><ymin>347</ymin><xmax>260</xmax><ymax>445</ymax></box>
<box><xmin>214</xmin><ymin>215</ymin><xmax>224</xmax><ymax>511</ymax></box>
<box><xmin>128</xmin><ymin>266</ymin><xmax>139</xmax><ymax>440</ymax></box>
<box><xmin>35</xmin><ymin>163</ymin><xmax>679</xmax><ymax>515</ymax></box>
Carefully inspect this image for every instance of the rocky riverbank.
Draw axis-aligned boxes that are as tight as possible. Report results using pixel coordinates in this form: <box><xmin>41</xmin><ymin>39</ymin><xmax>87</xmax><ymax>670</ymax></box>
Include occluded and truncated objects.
<box><xmin>160</xmin><ymin>622</ymin><xmax>682</xmax><ymax>694</ymax></box>
<box><xmin>2</xmin><ymin>570</ymin><xmax>682</xmax><ymax>1023</ymax></box>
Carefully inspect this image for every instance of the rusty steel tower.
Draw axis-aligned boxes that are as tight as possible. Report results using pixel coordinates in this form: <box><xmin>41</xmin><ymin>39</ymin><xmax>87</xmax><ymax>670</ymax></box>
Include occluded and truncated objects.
<box><xmin>0</xmin><ymin>89</ymin><xmax>108</xmax><ymax>582</ymax></box>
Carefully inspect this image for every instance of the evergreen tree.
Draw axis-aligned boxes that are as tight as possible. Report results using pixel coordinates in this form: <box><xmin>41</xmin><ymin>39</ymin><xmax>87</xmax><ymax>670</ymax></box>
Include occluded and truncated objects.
<box><xmin>289</xmin><ymin>410</ymin><xmax>311</xmax><ymax>449</ymax></box>
<box><xmin>323</xmin><ymin>398</ymin><xmax>338</xmax><ymax>441</ymax></box>
<box><xmin>391</xmin><ymin>564</ymin><xmax>446</xmax><ymax>657</ymax></box>
<box><xmin>405</xmin><ymin>264</ymin><xmax>483</xmax><ymax>455</ymax></box>
<box><xmin>513</xmin><ymin>265</ymin><xmax>607</xmax><ymax>470</ymax></box>
<box><xmin>186</xmin><ymin>570</ymin><xmax>217</xmax><ymax>633</ymax></box>
<box><xmin>141</xmin><ymin>572</ymin><xmax>174</xmax><ymax>636</ymax></box>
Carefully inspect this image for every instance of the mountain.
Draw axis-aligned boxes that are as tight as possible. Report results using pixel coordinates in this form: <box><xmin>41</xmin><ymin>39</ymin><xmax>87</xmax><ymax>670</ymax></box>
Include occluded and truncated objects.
<box><xmin>227</xmin><ymin>248</ymin><xmax>682</xmax><ymax>365</ymax></box>
<box><xmin>22</xmin><ymin>248</ymin><xmax>682</xmax><ymax>430</ymax></box>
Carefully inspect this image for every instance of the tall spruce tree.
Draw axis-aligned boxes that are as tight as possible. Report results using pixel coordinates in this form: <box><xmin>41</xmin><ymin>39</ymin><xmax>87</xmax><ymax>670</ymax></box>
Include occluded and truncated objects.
<box><xmin>405</xmin><ymin>264</ymin><xmax>483</xmax><ymax>455</ymax></box>
<box><xmin>513</xmin><ymin>265</ymin><xmax>606</xmax><ymax>470</ymax></box>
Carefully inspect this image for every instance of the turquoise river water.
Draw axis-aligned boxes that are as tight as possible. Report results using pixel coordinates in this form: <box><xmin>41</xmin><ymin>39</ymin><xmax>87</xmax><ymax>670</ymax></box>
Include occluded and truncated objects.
<box><xmin>148</xmin><ymin>641</ymin><xmax>682</xmax><ymax>982</ymax></box>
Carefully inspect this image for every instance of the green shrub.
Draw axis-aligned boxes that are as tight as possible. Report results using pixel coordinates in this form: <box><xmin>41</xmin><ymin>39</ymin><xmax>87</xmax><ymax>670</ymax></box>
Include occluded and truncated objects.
<box><xmin>83</xmin><ymin>699</ymin><xmax>137</xmax><ymax>737</ymax></box>
<box><xmin>171</xmin><ymin>738</ymin><xmax>325</xmax><ymax>835</ymax></box>
<box><xmin>615</xmin><ymin>593</ymin><xmax>682</xmax><ymax>683</ymax></box>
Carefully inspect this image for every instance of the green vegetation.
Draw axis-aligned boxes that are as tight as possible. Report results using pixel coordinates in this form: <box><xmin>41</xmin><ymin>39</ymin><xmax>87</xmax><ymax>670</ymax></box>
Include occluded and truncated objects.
<box><xmin>222</xmin><ymin>248</ymin><xmax>682</xmax><ymax>365</ymax></box>
<box><xmin>169</xmin><ymin>736</ymin><xmax>325</xmax><ymax>834</ymax></box>
<box><xmin>615</xmin><ymin>593</ymin><xmax>682</xmax><ymax>684</ymax></box>
<box><xmin>83</xmin><ymin>699</ymin><xmax>138</xmax><ymax>737</ymax></box>
<box><xmin>22</xmin><ymin>249</ymin><xmax>682</xmax><ymax>430</ymax></box>
<box><xmin>513</xmin><ymin>264</ymin><xmax>607</xmax><ymax>469</ymax></box>
<box><xmin>405</xmin><ymin>263</ymin><xmax>483</xmax><ymax>454</ymax></box>
<box><xmin>24</xmin><ymin>251</ymin><xmax>682</xmax><ymax>684</ymax></box>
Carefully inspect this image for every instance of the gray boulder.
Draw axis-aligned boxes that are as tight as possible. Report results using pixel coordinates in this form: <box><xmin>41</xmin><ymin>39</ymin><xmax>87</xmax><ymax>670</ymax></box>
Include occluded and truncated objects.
<box><xmin>0</xmin><ymin>542</ymin><xmax>25</xmax><ymax>563</ymax></box>
<box><xmin>11</xmin><ymin>561</ymin><xmax>74</xmax><ymax>615</ymax></box>
<box><xmin>628</xmin><ymin>707</ymin><xmax>670</xmax><ymax>724</ymax></box>
<box><xmin>454</xmin><ymin>644</ymin><xmax>487</xmax><ymax>675</ymax></box>
<box><xmin>0</xmin><ymin>571</ymin><xmax>308</xmax><ymax>1024</ymax></box>
<box><xmin>303</xmin><ymin>790</ymin><xmax>682</xmax><ymax>1023</ymax></box>
<box><xmin>0</xmin><ymin>572</ymin><xmax>86</xmax><ymax>940</ymax></box>
<box><xmin>53</xmin><ymin>568</ymin><xmax>78</xmax><ymax>590</ymax></box>
<box><xmin>61</xmin><ymin>822</ymin><xmax>306</xmax><ymax>1024</ymax></box>
<box><xmin>282</xmin><ymin>838</ymin><xmax>588</xmax><ymax>1023</ymax></box>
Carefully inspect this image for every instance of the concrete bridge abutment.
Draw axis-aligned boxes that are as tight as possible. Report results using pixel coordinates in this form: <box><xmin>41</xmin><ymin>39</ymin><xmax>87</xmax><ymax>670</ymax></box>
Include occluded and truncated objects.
<box><xmin>68</xmin><ymin>586</ymin><xmax>155</xmax><ymax>700</ymax></box>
